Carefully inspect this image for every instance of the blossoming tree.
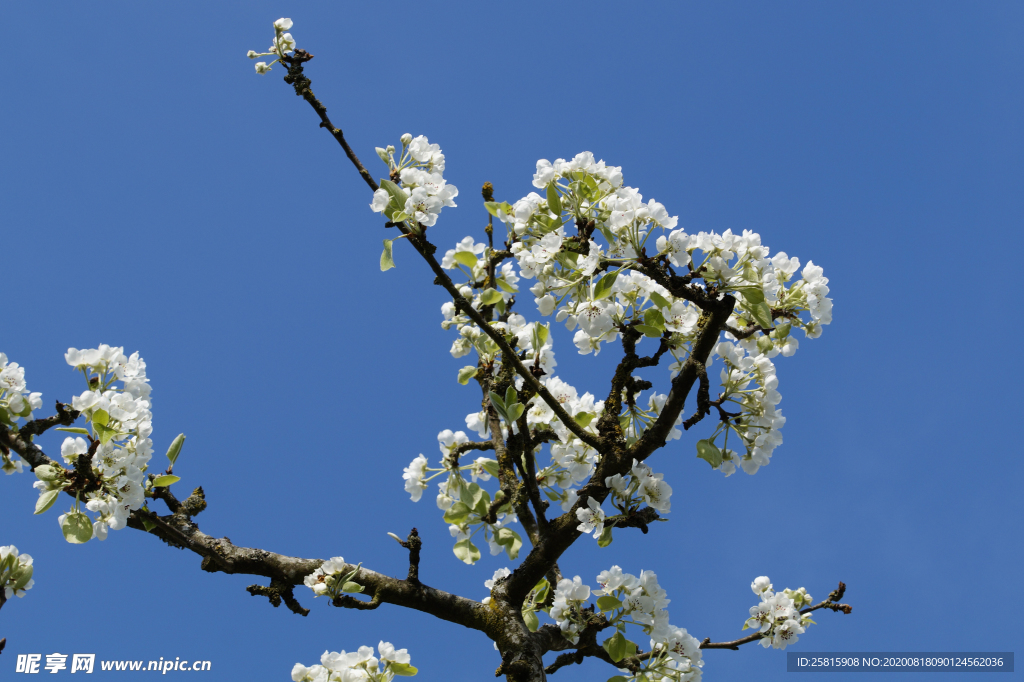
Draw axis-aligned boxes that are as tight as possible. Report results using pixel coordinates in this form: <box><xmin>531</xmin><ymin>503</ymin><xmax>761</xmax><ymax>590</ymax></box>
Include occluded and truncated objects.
<box><xmin>0</xmin><ymin>18</ymin><xmax>852</xmax><ymax>682</ymax></box>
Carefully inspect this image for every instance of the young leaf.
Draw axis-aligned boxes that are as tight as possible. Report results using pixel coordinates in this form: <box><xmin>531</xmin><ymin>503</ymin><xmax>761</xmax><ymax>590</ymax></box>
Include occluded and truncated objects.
<box><xmin>596</xmin><ymin>595</ymin><xmax>623</xmax><ymax>612</ymax></box>
<box><xmin>546</xmin><ymin>183</ymin><xmax>563</xmax><ymax>217</ymax></box>
<box><xmin>504</xmin><ymin>385</ymin><xmax>518</xmax><ymax>408</ymax></box>
<box><xmin>495</xmin><ymin>277</ymin><xmax>518</xmax><ymax>293</ymax></box>
<box><xmin>454</xmin><ymin>250</ymin><xmax>478</xmax><ymax>268</ymax></box>
<box><xmin>379</xmin><ymin>179</ymin><xmax>409</xmax><ymax>206</ymax></box>
<box><xmin>165</xmin><ymin>433</ymin><xmax>185</xmax><ymax>467</ymax></box>
<box><xmin>593</xmin><ymin>270</ymin><xmax>620</xmax><ymax>300</ymax></box>
<box><xmin>479</xmin><ymin>288</ymin><xmax>503</xmax><ymax>305</ymax></box>
<box><xmin>390</xmin><ymin>211</ymin><xmax>410</xmax><ymax>223</ymax></box>
<box><xmin>341</xmin><ymin>581</ymin><xmax>365</xmax><ymax>593</ymax></box>
<box><xmin>381</xmin><ymin>239</ymin><xmax>396</xmax><ymax>271</ymax></box>
<box><xmin>55</xmin><ymin>427</ymin><xmax>90</xmax><ymax>435</ymax></box>
<box><xmin>443</xmin><ymin>501</ymin><xmax>471</xmax><ymax>525</ymax></box>
<box><xmin>141</xmin><ymin>515</ymin><xmax>157</xmax><ymax>532</ymax></box>
<box><xmin>602</xmin><ymin>632</ymin><xmax>634</xmax><ymax>663</ymax></box>
<box><xmin>93</xmin><ymin>422</ymin><xmax>117</xmax><ymax>444</ymax></box>
<box><xmin>488</xmin><ymin>391</ymin><xmax>506</xmax><ymax>412</ymax></box>
<box><xmin>483</xmin><ymin>201</ymin><xmax>512</xmax><ymax>218</ymax></box>
<box><xmin>92</xmin><ymin>409</ymin><xmax>110</xmax><ymax>426</ymax></box>
<box><xmin>60</xmin><ymin>512</ymin><xmax>93</xmax><ymax>544</ymax></box>
<box><xmin>635</xmin><ymin>324</ymin><xmax>663</xmax><ymax>338</ymax></box>
<box><xmin>452</xmin><ymin>538</ymin><xmax>481</xmax><ymax>565</ymax></box>
<box><xmin>389</xmin><ymin>662</ymin><xmax>419</xmax><ymax>677</ymax></box>
<box><xmin>523</xmin><ymin>609</ymin><xmax>540</xmax><ymax>632</ymax></box>
<box><xmin>574</xmin><ymin>411</ymin><xmax>595</xmax><ymax>428</ymax></box>
<box><xmin>34</xmin><ymin>489</ymin><xmax>60</xmax><ymax>515</ymax></box>
<box><xmin>749</xmin><ymin>300</ymin><xmax>774</xmax><ymax>330</ymax></box>
<box><xmin>649</xmin><ymin>291</ymin><xmax>672</xmax><ymax>309</ymax></box>
<box><xmin>480</xmin><ymin>459</ymin><xmax>500</xmax><ymax>478</ymax></box>
<box><xmin>457</xmin><ymin>366</ymin><xmax>478</xmax><ymax>385</ymax></box>
<box><xmin>506</xmin><ymin>402</ymin><xmax>525</xmax><ymax>422</ymax></box>
<box><xmin>696</xmin><ymin>439</ymin><xmax>723</xmax><ymax>468</ymax></box>
<box><xmin>597</xmin><ymin>525</ymin><xmax>614</xmax><ymax>548</ymax></box>
<box><xmin>152</xmin><ymin>475</ymin><xmax>180</xmax><ymax>488</ymax></box>
<box><xmin>643</xmin><ymin>308</ymin><xmax>665</xmax><ymax>330</ymax></box>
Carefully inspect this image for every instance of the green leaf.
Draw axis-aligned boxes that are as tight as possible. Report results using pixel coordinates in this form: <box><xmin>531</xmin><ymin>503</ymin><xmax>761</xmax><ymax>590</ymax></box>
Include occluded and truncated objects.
<box><xmin>92</xmin><ymin>409</ymin><xmax>110</xmax><ymax>426</ymax></box>
<box><xmin>483</xmin><ymin>201</ymin><xmax>512</xmax><ymax>218</ymax></box>
<box><xmin>649</xmin><ymin>291</ymin><xmax>672</xmax><ymax>309</ymax></box>
<box><xmin>533</xmin><ymin>323</ymin><xmax>550</xmax><ymax>349</ymax></box>
<box><xmin>34</xmin><ymin>489</ymin><xmax>60</xmax><ymax>515</ymax></box>
<box><xmin>61</xmin><ymin>512</ymin><xmax>93</xmax><ymax>544</ymax></box>
<box><xmin>454</xmin><ymin>250</ymin><xmax>479</xmax><ymax>268</ymax></box>
<box><xmin>494</xmin><ymin>528</ymin><xmax>523</xmax><ymax>560</ymax></box>
<box><xmin>479</xmin><ymin>288</ymin><xmax>503</xmax><ymax>305</ymax></box>
<box><xmin>152</xmin><ymin>475</ymin><xmax>180</xmax><ymax>488</ymax></box>
<box><xmin>381</xmin><ymin>239</ymin><xmax>396</xmax><ymax>271</ymax></box>
<box><xmin>453</xmin><ymin>538</ymin><xmax>481</xmax><ymax>565</ymax></box>
<box><xmin>495</xmin><ymin>277</ymin><xmax>518</xmax><ymax>293</ymax></box>
<box><xmin>592</xmin><ymin>270</ymin><xmax>620</xmax><ymax>300</ymax></box>
<box><xmin>389</xmin><ymin>662</ymin><xmax>419</xmax><ymax>677</ymax></box>
<box><xmin>443</xmin><ymin>501</ymin><xmax>471</xmax><ymax>525</ymax></box>
<box><xmin>774</xmin><ymin>322</ymin><xmax>792</xmax><ymax>338</ymax></box>
<box><xmin>643</xmin><ymin>308</ymin><xmax>665</xmax><ymax>330</ymax></box>
<box><xmin>480</xmin><ymin>459</ymin><xmax>500</xmax><ymax>478</ymax></box>
<box><xmin>597</xmin><ymin>525</ymin><xmax>614</xmax><ymax>548</ymax></box>
<box><xmin>596</xmin><ymin>595</ymin><xmax>623</xmax><ymax>612</ymax></box>
<box><xmin>546</xmin><ymin>183</ymin><xmax>562</xmax><ymax>217</ymax></box>
<box><xmin>457</xmin><ymin>366</ymin><xmax>478</xmax><ymax>385</ymax></box>
<box><xmin>607</xmin><ymin>677</ymin><xmax>630</xmax><ymax>682</ymax></box>
<box><xmin>391</xmin><ymin>211</ymin><xmax>410</xmax><ymax>223</ymax></box>
<box><xmin>341</xmin><ymin>581</ymin><xmax>365</xmax><ymax>593</ymax></box>
<box><xmin>696</xmin><ymin>439</ymin><xmax>723</xmax><ymax>468</ymax></box>
<box><xmin>740</xmin><ymin>287</ymin><xmax>765</xmax><ymax>304</ymax></box>
<box><xmin>504</xmin><ymin>386</ymin><xmax>518</xmax><ymax>407</ymax></box>
<box><xmin>749</xmin><ymin>301</ymin><xmax>773</xmax><ymax>330</ymax></box>
<box><xmin>93</xmin><ymin>422</ymin><xmax>116</xmax><ymax>444</ymax></box>
<box><xmin>379</xmin><ymin>179</ymin><xmax>409</xmax><ymax>206</ymax></box>
<box><xmin>55</xmin><ymin>427</ymin><xmax>90</xmax><ymax>435</ymax></box>
<box><xmin>602</xmin><ymin>632</ymin><xmax>636</xmax><ymax>663</ymax></box>
<box><xmin>634</xmin><ymin>324</ymin><xmax>663</xmax><ymax>338</ymax></box>
<box><xmin>506</xmin><ymin>402</ymin><xmax>525</xmax><ymax>422</ymax></box>
<box><xmin>523</xmin><ymin>609</ymin><xmax>540</xmax><ymax>632</ymax></box>
<box><xmin>165</xmin><ymin>433</ymin><xmax>185</xmax><ymax>467</ymax></box>
<box><xmin>574</xmin><ymin>411</ymin><xmax>595</xmax><ymax>428</ymax></box>
<box><xmin>141</xmin><ymin>515</ymin><xmax>157</xmax><ymax>532</ymax></box>
<box><xmin>460</xmin><ymin>481</ymin><xmax>486</xmax><ymax>509</ymax></box>
<box><xmin>488</xmin><ymin>390</ymin><xmax>506</xmax><ymax>412</ymax></box>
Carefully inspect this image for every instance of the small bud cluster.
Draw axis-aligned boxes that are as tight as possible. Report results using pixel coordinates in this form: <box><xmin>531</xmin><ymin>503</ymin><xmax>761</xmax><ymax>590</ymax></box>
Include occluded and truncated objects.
<box><xmin>0</xmin><ymin>545</ymin><xmax>34</xmax><ymax>600</ymax></box>
<box><xmin>291</xmin><ymin>641</ymin><xmax>417</xmax><ymax>681</ymax></box>
<box><xmin>743</xmin><ymin>576</ymin><xmax>815</xmax><ymax>649</ymax></box>
<box><xmin>247</xmin><ymin>18</ymin><xmax>296</xmax><ymax>75</ymax></box>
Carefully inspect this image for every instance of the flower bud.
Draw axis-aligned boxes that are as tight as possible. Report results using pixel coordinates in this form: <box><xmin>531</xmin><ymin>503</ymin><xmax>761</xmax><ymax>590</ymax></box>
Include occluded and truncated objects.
<box><xmin>400</xmin><ymin>133</ymin><xmax>413</xmax><ymax>145</ymax></box>
<box><xmin>247</xmin><ymin>50</ymin><xmax>257</xmax><ymax>59</ymax></box>
<box><xmin>255</xmin><ymin>62</ymin><xmax>271</xmax><ymax>75</ymax></box>
<box><xmin>274</xmin><ymin>17</ymin><xmax>293</xmax><ymax>31</ymax></box>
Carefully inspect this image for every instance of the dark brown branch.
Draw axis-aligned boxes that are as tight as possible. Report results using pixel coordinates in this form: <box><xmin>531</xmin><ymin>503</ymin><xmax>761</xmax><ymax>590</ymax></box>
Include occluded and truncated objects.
<box><xmin>681</xmin><ymin>362</ymin><xmax>710</xmax><ymax>430</ymax></box>
<box><xmin>725</xmin><ymin>323</ymin><xmax>764</xmax><ymax>340</ymax></box>
<box><xmin>246</xmin><ymin>578</ymin><xmax>310</xmax><ymax>616</ymax></box>
<box><xmin>18</xmin><ymin>401</ymin><xmax>79</xmax><ymax>439</ymax></box>
<box><xmin>280</xmin><ymin>52</ymin><xmax>378</xmax><ymax>193</ymax></box>
<box><xmin>0</xmin><ymin>637</ymin><xmax>6</xmax><ymax>654</ymax></box>
<box><xmin>394</xmin><ymin>528</ymin><xmax>422</xmax><ymax>584</ymax></box>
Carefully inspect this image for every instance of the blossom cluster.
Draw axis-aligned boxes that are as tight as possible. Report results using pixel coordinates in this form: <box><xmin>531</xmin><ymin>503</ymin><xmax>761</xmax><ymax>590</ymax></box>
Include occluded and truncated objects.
<box><xmin>543</xmin><ymin>566</ymin><xmax>703</xmax><ymax>681</ymax></box>
<box><xmin>0</xmin><ymin>352</ymin><xmax>44</xmax><ymax>475</ymax></box>
<box><xmin>370</xmin><ymin>134</ymin><xmax>457</xmax><ymax>228</ymax></box>
<box><xmin>247</xmin><ymin>18</ymin><xmax>296</xmax><ymax>74</ymax></box>
<box><xmin>291</xmin><ymin>641</ymin><xmax>417</xmax><ymax>681</ymax></box>
<box><xmin>0</xmin><ymin>545</ymin><xmax>34</xmax><ymax>600</ymax></box>
<box><xmin>399</xmin><ymin>430</ymin><xmax>522</xmax><ymax>564</ymax></box>
<box><xmin>701</xmin><ymin>341</ymin><xmax>785</xmax><ymax>476</ymax></box>
<box><xmin>303</xmin><ymin>556</ymin><xmax>365</xmax><ymax>599</ymax></box>
<box><xmin>743</xmin><ymin>576</ymin><xmax>815</xmax><ymax>649</ymax></box>
<box><xmin>28</xmin><ymin>346</ymin><xmax>155</xmax><ymax>544</ymax></box>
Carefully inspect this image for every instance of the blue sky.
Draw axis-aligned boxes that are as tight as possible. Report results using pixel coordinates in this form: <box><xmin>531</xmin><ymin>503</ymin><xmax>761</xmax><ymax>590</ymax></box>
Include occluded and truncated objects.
<box><xmin>2</xmin><ymin>2</ymin><xmax>1021</xmax><ymax>680</ymax></box>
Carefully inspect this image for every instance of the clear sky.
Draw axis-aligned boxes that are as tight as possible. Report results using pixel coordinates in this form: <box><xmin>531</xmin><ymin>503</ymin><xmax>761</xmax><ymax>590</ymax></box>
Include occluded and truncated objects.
<box><xmin>2</xmin><ymin>2</ymin><xmax>1021</xmax><ymax>680</ymax></box>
